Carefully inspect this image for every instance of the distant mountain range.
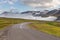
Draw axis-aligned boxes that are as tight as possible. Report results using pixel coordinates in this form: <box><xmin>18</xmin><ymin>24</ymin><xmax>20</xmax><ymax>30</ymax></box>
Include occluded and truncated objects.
<box><xmin>0</xmin><ymin>9</ymin><xmax>60</xmax><ymax>22</ymax></box>
<box><xmin>21</xmin><ymin>9</ymin><xmax>60</xmax><ymax>17</ymax></box>
<box><xmin>21</xmin><ymin>9</ymin><xmax>60</xmax><ymax>21</ymax></box>
<box><xmin>21</xmin><ymin>11</ymin><xmax>60</xmax><ymax>21</ymax></box>
<box><xmin>21</xmin><ymin>10</ymin><xmax>48</xmax><ymax>17</ymax></box>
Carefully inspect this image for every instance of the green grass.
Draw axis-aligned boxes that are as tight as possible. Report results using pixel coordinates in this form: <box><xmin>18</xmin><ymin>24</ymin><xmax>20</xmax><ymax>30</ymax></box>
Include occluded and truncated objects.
<box><xmin>0</xmin><ymin>17</ymin><xmax>60</xmax><ymax>37</ymax></box>
<box><xmin>0</xmin><ymin>17</ymin><xmax>39</xmax><ymax>29</ymax></box>
<box><xmin>29</xmin><ymin>22</ymin><xmax>60</xmax><ymax>37</ymax></box>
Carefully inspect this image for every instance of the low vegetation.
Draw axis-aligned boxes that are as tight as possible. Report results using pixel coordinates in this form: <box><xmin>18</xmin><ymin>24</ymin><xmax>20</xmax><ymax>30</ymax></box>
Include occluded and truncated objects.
<box><xmin>0</xmin><ymin>17</ymin><xmax>60</xmax><ymax>37</ymax></box>
<box><xmin>29</xmin><ymin>21</ymin><xmax>60</xmax><ymax>37</ymax></box>
<box><xmin>0</xmin><ymin>17</ymin><xmax>38</xmax><ymax>29</ymax></box>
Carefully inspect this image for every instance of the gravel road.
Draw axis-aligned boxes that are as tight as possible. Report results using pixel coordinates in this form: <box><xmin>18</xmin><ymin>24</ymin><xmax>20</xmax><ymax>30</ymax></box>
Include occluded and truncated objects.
<box><xmin>0</xmin><ymin>22</ymin><xmax>60</xmax><ymax>40</ymax></box>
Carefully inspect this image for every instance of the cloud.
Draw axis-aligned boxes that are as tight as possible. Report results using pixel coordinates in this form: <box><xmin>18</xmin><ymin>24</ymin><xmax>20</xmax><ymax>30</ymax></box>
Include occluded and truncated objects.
<box><xmin>0</xmin><ymin>0</ymin><xmax>17</xmax><ymax>5</ymax></box>
<box><xmin>10</xmin><ymin>6</ymin><xmax>16</xmax><ymax>10</ymax></box>
<box><xmin>7</xmin><ymin>0</ymin><xmax>17</xmax><ymax>5</ymax></box>
<box><xmin>0</xmin><ymin>10</ymin><xmax>4</xmax><ymax>14</ymax></box>
<box><xmin>0</xmin><ymin>0</ymin><xmax>60</xmax><ymax>9</ymax></box>
<box><xmin>21</xmin><ymin>0</ymin><xmax>60</xmax><ymax>8</ymax></box>
<box><xmin>0</xmin><ymin>0</ymin><xmax>7</xmax><ymax>4</ymax></box>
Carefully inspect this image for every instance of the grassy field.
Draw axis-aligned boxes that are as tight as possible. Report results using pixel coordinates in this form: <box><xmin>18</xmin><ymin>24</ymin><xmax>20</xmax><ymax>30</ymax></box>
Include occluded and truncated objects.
<box><xmin>0</xmin><ymin>17</ymin><xmax>60</xmax><ymax>37</ymax></box>
<box><xmin>0</xmin><ymin>17</ymin><xmax>39</xmax><ymax>29</ymax></box>
<box><xmin>29</xmin><ymin>21</ymin><xmax>60</xmax><ymax>37</ymax></box>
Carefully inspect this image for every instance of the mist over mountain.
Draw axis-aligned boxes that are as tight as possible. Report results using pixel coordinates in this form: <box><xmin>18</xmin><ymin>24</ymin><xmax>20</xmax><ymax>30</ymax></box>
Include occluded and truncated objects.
<box><xmin>0</xmin><ymin>9</ymin><xmax>60</xmax><ymax>22</ymax></box>
<box><xmin>21</xmin><ymin>9</ymin><xmax>60</xmax><ymax>17</ymax></box>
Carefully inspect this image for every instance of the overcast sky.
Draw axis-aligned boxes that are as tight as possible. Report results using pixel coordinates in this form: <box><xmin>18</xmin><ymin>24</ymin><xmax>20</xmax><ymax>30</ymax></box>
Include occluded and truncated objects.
<box><xmin>0</xmin><ymin>0</ymin><xmax>60</xmax><ymax>12</ymax></box>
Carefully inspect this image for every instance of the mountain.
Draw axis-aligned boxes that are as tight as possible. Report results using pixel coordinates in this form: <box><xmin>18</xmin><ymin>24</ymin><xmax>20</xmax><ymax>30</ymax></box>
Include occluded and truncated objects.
<box><xmin>0</xmin><ymin>9</ymin><xmax>60</xmax><ymax>21</ymax></box>
<box><xmin>21</xmin><ymin>11</ymin><xmax>41</xmax><ymax>17</ymax></box>
<box><xmin>21</xmin><ymin>11</ymin><xmax>40</xmax><ymax>14</ymax></box>
<box><xmin>20</xmin><ymin>10</ymin><xmax>60</xmax><ymax>21</ymax></box>
<box><xmin>57</xmin><ymin>16</ymin><xmax>60</xmax><ymax>20</ymax></box>
<box><xmin>52</xmin><ymin>10</ymin><xmax>60</xmax><ymax>16</ymax></box>
<box><xmin>56</xmin><ymin>16</ymin><xmax>60</xmax><ymax>22</ymax></box>
<box><xmin>46</xmin><ymin>9</ymin><xmax>57</xmax><ymax>15</ymax></box>
<box><xmin>21</xmin><ymin>10</ymin><xmax>49</xmax><ymax>17</ymax></box>
<box><xmin>46</xmin><ymin>9</ymin><xmax>60</xmax><ymax>16</ymax></box>
<box><xmin>46</xmin><ymin>9</ymin><xmax>60</xmax><ymax>21</ymax></box>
